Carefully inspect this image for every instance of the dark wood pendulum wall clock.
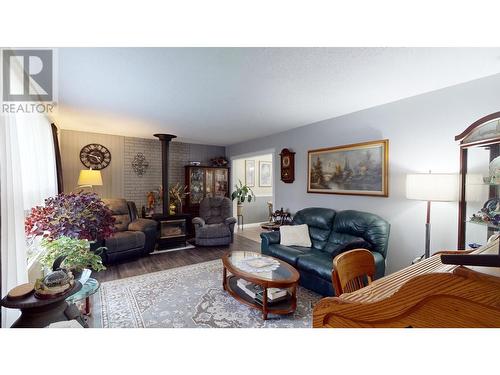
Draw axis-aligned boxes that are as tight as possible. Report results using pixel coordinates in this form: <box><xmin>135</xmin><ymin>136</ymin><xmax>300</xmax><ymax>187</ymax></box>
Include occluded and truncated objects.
<box><xmin>279</xmin><ymin>148</ymin><xmax>295</xmax><ymax>183</ymax></box>
<box><xmin>79</xmin><ymin>143</ymin><xmax>112</xmax><ymax>170</ymax></box>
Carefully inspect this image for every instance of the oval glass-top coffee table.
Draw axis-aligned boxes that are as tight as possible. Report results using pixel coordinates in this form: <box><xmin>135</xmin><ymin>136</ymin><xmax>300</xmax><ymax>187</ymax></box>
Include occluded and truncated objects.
<box><xmin>222</xmin><ymin>251</ymin><xmax>300</xmax><ymax>320</ymax></box>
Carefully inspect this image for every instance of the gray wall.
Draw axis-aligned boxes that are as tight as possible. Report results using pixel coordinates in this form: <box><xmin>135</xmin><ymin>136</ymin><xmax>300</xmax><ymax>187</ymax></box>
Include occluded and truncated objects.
<box><xmin>60</xmin><ymin>130</ymin><xmax>125</xmax><ymax>198</ymax></box>
<box><xmin>61</xmin><ymin>130</ymin><xmax>225</xmax><ymax>210</ymax></box>
<box><xmin>227</xmin><ymin>73</ymin><xmax>500</xmax><ymax>274</ymax></box>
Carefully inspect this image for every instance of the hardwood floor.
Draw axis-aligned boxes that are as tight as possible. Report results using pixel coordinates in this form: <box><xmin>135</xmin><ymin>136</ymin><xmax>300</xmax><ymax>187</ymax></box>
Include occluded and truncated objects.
<box><xmin>93</xmin><ymin>232</ymin><xmax>262</xmax><ymax>283</ymax></box>
<box><xmin>235</xmin><ymin>225</ymin><xmax>266</xmax><ymax>243</ymax></box>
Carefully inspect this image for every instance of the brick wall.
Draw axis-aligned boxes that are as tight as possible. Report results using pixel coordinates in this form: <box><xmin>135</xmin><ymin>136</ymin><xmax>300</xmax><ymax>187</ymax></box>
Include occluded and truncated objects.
<box><xmin>123</xmin><ymin>137</ymin><xmax>224</xmax><ymax>211</ymax></box>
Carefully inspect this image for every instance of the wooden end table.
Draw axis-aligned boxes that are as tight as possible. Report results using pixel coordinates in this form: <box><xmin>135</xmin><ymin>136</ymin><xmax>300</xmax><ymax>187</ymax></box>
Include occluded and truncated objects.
<box><xmin>260</xmin><ymin>222</ymin><xmax>281</xmax><ymax>231</ymax></box>
<box><xmin>222</xmin><ymin>251</ymin><xmax>299</xmax><ymax>320</ymax></box>
<box><xmin>0</xmin><ymin>282</ymin><xmax>84</xmax><ymax>328</ymax></box>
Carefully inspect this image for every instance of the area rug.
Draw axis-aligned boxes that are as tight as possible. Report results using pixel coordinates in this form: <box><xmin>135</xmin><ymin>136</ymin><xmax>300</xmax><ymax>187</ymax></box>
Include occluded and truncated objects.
<box><xmin>97</xmin><ymin>260</ymin><xmax>321</xmax><ymax>328</ymax></box>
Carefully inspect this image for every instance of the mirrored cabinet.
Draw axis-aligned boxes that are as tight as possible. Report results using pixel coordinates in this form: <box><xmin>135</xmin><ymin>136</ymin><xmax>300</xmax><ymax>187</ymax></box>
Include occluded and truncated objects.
<box><xmin>457</xmin><ymin>112</ymin><xmax>500</xmax><ymax>249</ymax></box>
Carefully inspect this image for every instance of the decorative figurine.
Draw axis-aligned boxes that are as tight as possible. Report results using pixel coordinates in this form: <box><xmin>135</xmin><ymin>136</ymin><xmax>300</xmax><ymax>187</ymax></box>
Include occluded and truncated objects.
<box><xmin>210</xmin><ymin>156</ymin><xmax>229</xmax><ymax>167</ymax></box>
<box><xmin>146</xmin><ymin>191</ymin><xmax>157</xmax><ymax>216</ymax></box>
<box><xmin>267</xmin><ymin>201</ymin><xmax>274</xmax><ymax>223</ymax></box>
<box><xmin>271</xmin><ymin>207</ymin><xmax>292</xmax><ymax>225</ymax></box>
<box><xmin>34</xmin><ymin>269</ymin><xmax>75</xmax><ymax>299</ymax></box>
<box><xmin>470</xmin><ymin>197</ymin><xmax>500</xmax><ymax>226</ymax></box>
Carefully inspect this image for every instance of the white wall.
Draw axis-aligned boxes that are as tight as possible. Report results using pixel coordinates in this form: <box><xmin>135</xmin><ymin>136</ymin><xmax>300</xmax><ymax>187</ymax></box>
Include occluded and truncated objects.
<box><xmin>232</xmin><ymin>153</ymin><xmax>273</xmax><ymax>223</ymax></box>
<box><xmin>227</xmin><ymin>73</ymin><xmax>500</xmax><ymax>274</ymax></box>
<box><xmin>232</xmin><ymin>154</ymin><xmax>273</xmax><ymax>197</ymax></box>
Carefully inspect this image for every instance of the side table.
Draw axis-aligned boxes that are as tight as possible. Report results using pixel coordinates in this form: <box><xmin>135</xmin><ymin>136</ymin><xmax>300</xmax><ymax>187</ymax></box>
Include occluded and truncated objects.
<box><xmin>0</xmin><ymin>281</ymin><xmax>85</xmax><ymax>328</ymax></box>
<box><xmin>66</xmin><ymin>278</ymin><xmax>100</xmax><ymax>315</ymax></box>
<box><xmin>260</xmin><ymin>222</ymin><xmax>281</xmax><ymax>231</ymax></box>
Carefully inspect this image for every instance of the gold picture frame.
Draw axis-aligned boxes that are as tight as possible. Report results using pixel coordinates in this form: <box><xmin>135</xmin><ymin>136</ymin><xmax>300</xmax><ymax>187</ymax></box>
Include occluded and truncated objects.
<box><xmin>307</xmin><ymin>139</ymin><xmax>389</xmax><ymax>197</ymax></box>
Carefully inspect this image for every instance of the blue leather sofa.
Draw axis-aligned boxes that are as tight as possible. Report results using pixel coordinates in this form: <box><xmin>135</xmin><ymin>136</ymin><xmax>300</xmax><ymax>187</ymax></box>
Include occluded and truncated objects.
<box><xmin>260</xmin><ymin>207</ymin><xmax>390</xmax><ymax>296</ymax></box>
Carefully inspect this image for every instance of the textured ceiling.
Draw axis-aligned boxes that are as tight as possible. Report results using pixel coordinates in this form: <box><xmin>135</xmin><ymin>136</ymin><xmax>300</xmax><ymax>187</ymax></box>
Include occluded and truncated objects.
<box><xmin>54</xmin><ymin>48</ymin><xmax>500</xmax><ymax>145</ymax></box>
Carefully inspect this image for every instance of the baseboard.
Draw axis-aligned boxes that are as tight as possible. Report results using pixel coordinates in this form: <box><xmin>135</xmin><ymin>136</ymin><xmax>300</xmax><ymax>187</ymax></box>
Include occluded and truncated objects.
<box><xmin>149</xmin><ymin>244</ymin><xmax>196</xmax><ymax>255</ymax></box>
<box><xmin>234</xmin><ymin>222</ymin><xmax>263</xmax><ymax>231</ymax></box>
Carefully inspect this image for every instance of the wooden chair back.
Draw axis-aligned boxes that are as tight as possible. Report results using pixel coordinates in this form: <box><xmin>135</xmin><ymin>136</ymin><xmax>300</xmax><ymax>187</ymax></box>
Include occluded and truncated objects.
<box><xmin>332</xmin><ymin>249</ymin><xmax>375</xmax><ymax>295</ymax></box>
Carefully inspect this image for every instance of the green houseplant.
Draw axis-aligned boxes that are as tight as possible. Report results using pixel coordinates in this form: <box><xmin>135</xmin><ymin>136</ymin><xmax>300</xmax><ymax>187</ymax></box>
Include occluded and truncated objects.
<box><xmin>40</xmin><ymin>236</ymin><xmax>106</xmax><ymax>274</ymax></box>
<box><xmin>231</xmin><ymin>179</ymin><xmax>256</xmax><ymax>216</ymax></box>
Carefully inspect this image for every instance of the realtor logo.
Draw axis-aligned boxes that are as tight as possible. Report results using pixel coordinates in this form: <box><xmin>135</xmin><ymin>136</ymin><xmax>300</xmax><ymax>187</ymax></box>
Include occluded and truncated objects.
<box><xmin>2</xmin><ymin>49</ymin><xmax>53</xmax><ymax>102</ymax></box>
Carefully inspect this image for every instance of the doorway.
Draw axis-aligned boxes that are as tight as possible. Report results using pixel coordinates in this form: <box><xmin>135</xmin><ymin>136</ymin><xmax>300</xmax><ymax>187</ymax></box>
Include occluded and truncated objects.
<box><xmin>231</xmin><ymin>151</ymin><xmax>274</xmax><ymax>232</ymax></box>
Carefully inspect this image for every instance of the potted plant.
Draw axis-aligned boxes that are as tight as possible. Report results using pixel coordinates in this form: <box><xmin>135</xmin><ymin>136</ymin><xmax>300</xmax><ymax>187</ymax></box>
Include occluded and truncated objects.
<box><xmin>40</xmin><ymin>236</ymin><xmax>107</xmax><ymax>276</ymax></box>
<box><xmin>231</xmin><ymin>179</ymin><xmax>256</xmax><ymax>216</ymax></box>
<box><xmin>25</xmin><ymin>192</ymin><xmax>115</xmax><ymax>274</ymax></box>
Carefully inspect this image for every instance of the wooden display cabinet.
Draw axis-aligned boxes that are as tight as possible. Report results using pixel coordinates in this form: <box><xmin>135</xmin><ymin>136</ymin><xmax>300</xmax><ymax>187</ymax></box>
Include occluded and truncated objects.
<box><xmin>184</xmin><ymin>165</ymin><xmax>230</xmax><ymax>217</ymax></box>
<box><xmin>456</xmin><ymin>111</ymin><xmax>500</xmax><ymax>249</ymax></box>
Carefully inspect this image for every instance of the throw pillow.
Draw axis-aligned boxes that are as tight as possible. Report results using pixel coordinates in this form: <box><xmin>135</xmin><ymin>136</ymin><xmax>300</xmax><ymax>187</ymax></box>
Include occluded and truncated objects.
<box><xmin>280</xmin><ymin>224</ymin><xmax>312</xmax><ymax>247</ymax></box>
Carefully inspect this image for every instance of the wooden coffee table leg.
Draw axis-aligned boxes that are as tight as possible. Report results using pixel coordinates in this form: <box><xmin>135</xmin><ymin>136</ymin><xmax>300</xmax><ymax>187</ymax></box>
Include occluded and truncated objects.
<box><xmin>262</xmin><ymin>287</ymin><xmax>268</xmax><ymax>320</ymax></box>
<box><xmin>222</xmin><ymin>266</ymin><xmax>227</xmax><ymax>291</ymax></box>
<box><xmin>291</xmin><ymin>284</ymin><xmax>297</xmax><ymax>313</ymax></box>
<box><xmin>85</xmin><ymin>297</ymin><xmax>91</xmax><ymax>315</ymax></box>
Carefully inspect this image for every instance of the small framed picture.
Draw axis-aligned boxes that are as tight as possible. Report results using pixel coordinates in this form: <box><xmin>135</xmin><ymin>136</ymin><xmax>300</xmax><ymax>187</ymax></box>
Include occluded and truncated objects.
<box><xmin>245</xmin><ymin>160</ymin><xmax>255</xmax><ymax>186</ymax></box>
<box><xmin>259</xmin><ymin>161</ymin><xmax>272</xmax><ymax>187</ymax></box>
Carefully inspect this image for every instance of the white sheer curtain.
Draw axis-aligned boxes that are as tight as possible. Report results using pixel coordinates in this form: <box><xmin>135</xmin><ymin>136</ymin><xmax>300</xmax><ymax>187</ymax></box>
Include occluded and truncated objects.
<box><xmin>0</xmin><ymin>93</ymin><xmax>58</xmax><ymax>327</ymax></box>
<box><xmin>16</xmin><ymin>113</ymin><xmax>58</xmax><ymax>210</ymax></box>
<box><xmin>0</xmin><ymin>112</ymin><xmax>58</xmax><ymax>327</ymax></box>
<box><xmin>0</xmin><ymin>114</ymin><xmax>29</xmax><ymax>327</ymax></box>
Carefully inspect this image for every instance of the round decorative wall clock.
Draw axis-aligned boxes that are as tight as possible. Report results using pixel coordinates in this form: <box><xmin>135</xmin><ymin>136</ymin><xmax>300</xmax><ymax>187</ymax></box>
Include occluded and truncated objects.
<box><xmin>79</xmin><ymin>143</ymin><xmax>112</xmax><ymax>170</ymax></box>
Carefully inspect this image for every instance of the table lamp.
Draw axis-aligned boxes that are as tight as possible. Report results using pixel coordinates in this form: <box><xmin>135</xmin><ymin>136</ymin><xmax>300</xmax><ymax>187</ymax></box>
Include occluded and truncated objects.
<box><xmin>406</xmin><ymin>172</ymin><xmax>458</xmax><ymax>259</ymax></box>
<box><xmin>77</xmin><ymin>169</ymin><xmax>103</xmax><ymax>190</ymax></box>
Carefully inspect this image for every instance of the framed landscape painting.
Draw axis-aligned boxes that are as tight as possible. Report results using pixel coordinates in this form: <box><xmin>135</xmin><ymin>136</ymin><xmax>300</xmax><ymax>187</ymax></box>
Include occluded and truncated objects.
<box><xmin>245</xmin><ymin>160</ymin><xmax>255</xmax><ymax>186</ymax></box>
<box><xmin>259</xmin><ymin>161</ymin><xmax>272</xmax><ymax>187</ymax></box>
<box><xmin>307</xmin><ymin>139</ymin><xmax>389</xmax><ymax>197</ymax></box>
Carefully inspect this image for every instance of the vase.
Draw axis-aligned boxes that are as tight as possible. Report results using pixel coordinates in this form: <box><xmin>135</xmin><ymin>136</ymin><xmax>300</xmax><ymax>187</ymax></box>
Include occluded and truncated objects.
<box><xmin>237</xmin><ymin>203</ymin><xmax>243</xmax><ymax>216</ymax></box>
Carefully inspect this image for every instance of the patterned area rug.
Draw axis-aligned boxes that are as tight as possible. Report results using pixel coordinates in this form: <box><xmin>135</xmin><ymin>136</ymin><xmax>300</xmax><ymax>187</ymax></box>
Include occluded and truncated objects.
<box><xmin>97</xmin><ymin>260</ymin><xmax>321</xmax><ymax>328</ymax></box>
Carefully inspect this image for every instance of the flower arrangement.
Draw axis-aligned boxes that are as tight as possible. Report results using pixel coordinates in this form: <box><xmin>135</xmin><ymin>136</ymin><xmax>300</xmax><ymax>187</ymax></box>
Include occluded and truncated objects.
<box><xmin>25</xmin><ymin>192</ymin><xmax>115</xmax><ymax>241</ymax></box>
<box><xmin>169</xmin><ymin>183</ymin><xmax>190</xmax><ymax>213</ymax></box>
<box><xmin>25</xmin><ymin>192</ymin><xmax>115</xmax><ymax>272</ymax></box>
<box><xmin>210</xmin><ymin>156</ymin><xmax>228</xmax><ymax>167</ymax></box>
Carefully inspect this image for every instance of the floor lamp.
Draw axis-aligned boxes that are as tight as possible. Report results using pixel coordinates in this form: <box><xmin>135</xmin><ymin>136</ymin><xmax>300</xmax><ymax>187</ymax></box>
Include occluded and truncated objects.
<box><xmin>406</xmin><ymin>172</ymin><xmax>458</xmax><ymax>259</ymax></box>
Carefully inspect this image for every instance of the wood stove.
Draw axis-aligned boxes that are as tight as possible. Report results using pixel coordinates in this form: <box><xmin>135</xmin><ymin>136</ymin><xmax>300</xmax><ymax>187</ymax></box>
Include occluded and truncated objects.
<box><xmin>151</xmin><ymin>133</ymin><xmax>192</xmax><ymax>251</ymax></box>
<box><xmin>155</xmin><ymin>214</ymin><xmax>190</xmax><ymax>250</ymax></box>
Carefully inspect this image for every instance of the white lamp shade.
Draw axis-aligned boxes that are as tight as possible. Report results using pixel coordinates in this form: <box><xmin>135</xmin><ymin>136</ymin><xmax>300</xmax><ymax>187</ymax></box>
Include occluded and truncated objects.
<box><xmin>406</xmin><ymin>173</ymin><xmax>458</xmax><ymax>202</ymax></box>
<box><xmin>78</xmin><ymin>169</ymin><xmax>103</xmax><ymax>186</ymax></box>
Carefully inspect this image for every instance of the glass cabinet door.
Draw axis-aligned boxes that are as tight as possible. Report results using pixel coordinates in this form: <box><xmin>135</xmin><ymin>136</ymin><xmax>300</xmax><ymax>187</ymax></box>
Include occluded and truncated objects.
<box><xmin>214</xmin><ymin>168</ymin><xmax>228</xmax><ymax>197</ymax></box>
<box><xmin>205</xmin><ymin>169</ymin><xmax>214</xmax><ymax>198</ymax></box>
<box><xmin>189</xmin><ymin>167</ymin><xmax>204</xmax><ymax>204</ymax></box>
<box><xmin>464</xmin><ymin>145</ymin><xmax>499</xmax><ymax>247</ymax></box>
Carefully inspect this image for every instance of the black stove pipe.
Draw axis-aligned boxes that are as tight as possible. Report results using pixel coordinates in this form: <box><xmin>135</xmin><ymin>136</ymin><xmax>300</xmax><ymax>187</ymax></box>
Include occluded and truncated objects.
<box><xmin>153</xmin><ymin>133</ymin><xmax>177</xmax><ymax>216</ymax></box>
